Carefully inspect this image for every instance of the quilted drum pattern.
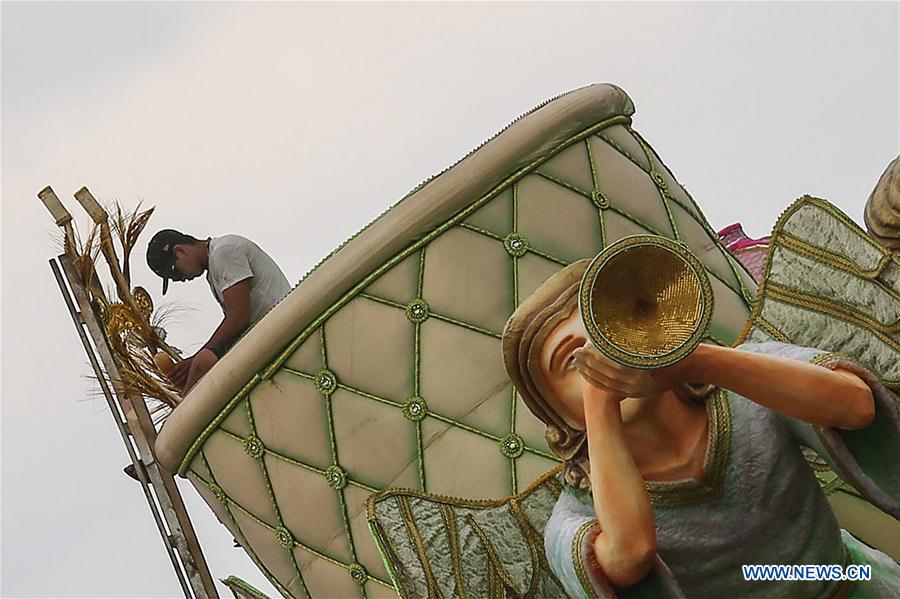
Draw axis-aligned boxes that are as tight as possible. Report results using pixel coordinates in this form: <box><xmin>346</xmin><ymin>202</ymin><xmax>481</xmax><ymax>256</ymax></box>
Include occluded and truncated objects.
<box><xmin>156</xmin><ymin>85</ymin><xmax>756</xmax><ymax>598</ymax></box>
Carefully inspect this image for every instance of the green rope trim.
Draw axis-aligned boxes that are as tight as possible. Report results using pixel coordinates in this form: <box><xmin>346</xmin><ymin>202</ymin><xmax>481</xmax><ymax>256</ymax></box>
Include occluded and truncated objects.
<box><xmin>281</xmin><ymin>367</ymin><xmax>403</xmax><ymax>408</ymax></box>
<box><xmin>226</xmin><ymin>429</ymin><xmax>380</xmax><ymax>493</ymax></box>
<box><xmin>245</xmin><ymin>397</ymin><xmax>313</xmax><ymax>598</ymax></box>
<box><xmin>365</xmin><ymin>517</ymin><xmax>406</xmax><ymax>597</ymax></box>
<box><xmin>779</xmin><ymin>232</ymin><xmax>898</xmax><ymax>290</ymax></box>
<box><xmin>511</xmin><ymin>183</ymin><xmax>521</xmax><ymax>494</ymax></box>
<box><xmin>417</xmin><ymin>247</ymin><xmax>426</xmax><ymax>298</ymax></box>
<box><xmin>754</xmin><ymin>316</ymin><xmax>792</xmax><ymax>344</ymax></box>
<box><xmin>358</xmin><ymin>292</ymin><xmax>502</xmax><ymax>340</ymax></box>
<box><xmin>626</xmin><ymin>127</ymin><xmax>755</xmax><ymax>306</ymax></box>
<box><xmin>336</xmin><ymin>383</ymin><xmax>404</xmax><ymax>409</ymax></box>
<box><xmin>427</xmin><ymin>312</ymin><xmax>502</xmax><ymax>340</ymax></box>
<box><xmin>406</xmin><ymin>298</ymin><xmax>430</xmax><ymax>324</ymax></box>
<box><xmin>198</xmin><ymin>452</ymin><xmax>294</xmax><ymax>599</ymax></box>
<box><xmin>585</xmin><ymin>138</ymin><xmax>600</xmax><ymax>193</ymax></box>
<box><xmin>416</xmin><ymin>419</ymin><xmax>426</xmax><ymax>492</ymax></box>
<box><xmin>526</xmin><ymin>246</ymin><xmax>569</xmax><ymax>267</ymax></box>
<box><xmin>499</xmin><ymin>432</ymin><xmax>525</xmax><ymax>459</ymax></box>
<box><xmin>454</xmin><ymin>218</ymin><xmax>505</xmax><ymax>245</ymax></box>
<box><xmin>767</xmin><ymin>284</ymin><xmax>900</xmax><ymax>346</ymax></box>
<box><xmin>402</xmin><ymin>396</ymin><xmax>428</xmax><ymax>422</ymax></box>
<box><xmin>509</xmin><ymin>387</ymin><xmax>519</xmax><ymax>495</ymax></box>
<box><xmin>594</xmin><ymin>131</ymin><xmax>650</xmax><ymax>172</ymax></box>
<box><xmin>348</xmin><ymin>563</ymin><xmax>369</xmax><ymax>586</ymax></box>
<box><xmin>426</xmin><ymin>410</ymin><xmax>558</xmax><ymax>461</ymax></box>
<box><xmin>594</xmin><ymin>131</ymin><xmax>697</xmax><ymax>220</ymax></box>
<box><xmin>457</xmin><ymin>221</ymin><xmax>569</xmax><ymax>266</ymax></box>
<box><xmin>532</xmin><ymin>169</ymin><xmax>591</xmax><ymax>199</ymax></box>
<box><xmin>281</xmin><ymin>364</ymin><xmax>559</xmax><ymax>463</ymax></box>
<box><xmin>415</xmin><ymin>247</ymin><xmax>427</xmax><ymax>492</ymax></box>
<box><xmin>321</xmin><ymin>327</ymin><xmax>368</xmax><ymax>598</ymax></box>
<box><xmin>706</xmin><ymin>334</ymin><xmax>729</xmax><ymax>347</ymax></box>
<box><xmin>319</xmin><ymin>329</ymin><xmax>340</xmax><ymax>463</ymax></box>
<box><xmin>572</xmin><ymin>520</ymin><xmax>601</xmax><ymax>599</ymax></box>
<box><xmin>632</xmin><ymin>132</ymin><xmax>680</xmax><ymax>242</ymax></box>
<box><xmin>222</xmin><ymin>576</ymin><xmax>273</xmax><ymax>599</ymax></box>
<box><xmin>220</xmin><ymin>429</ymin><xmax>330</xmax><ymax>481</ymax></box>
<box><xmin>178</xmin><ymin>112</ymin><xmax>634</xmax><ymax>475</ymax></box>
<box><xmin>539</xmin><ymin>160</ymin><xmax>748</xmax><ymax>301</ymax></box>
<box><xmin>194</xmin><ymin>470</ymin><xmax>394</xmax><ymax>589</ymax></box>
<box><xmin>599</xmin><ymin>127</ymin><xmax>754</xmax><ymax>304</ymax></box>
<box><xmin>503</xmin><ymin>232</ymin><xmax>529</xmax><ymax>257</ymax></box>
<box><xmin>512</xmin><ymin>182</ymin><xmax>521</xmax><ymax>307</ymax></box>
<box><xmin>584</xmin><ymin>139</ymin><xmax>608</xmax><ymax>249</ymax></box>
<box><xmin>325</xmin><ymin>465</ymin><xmax>348</xmax><ymax>490</ymax></box>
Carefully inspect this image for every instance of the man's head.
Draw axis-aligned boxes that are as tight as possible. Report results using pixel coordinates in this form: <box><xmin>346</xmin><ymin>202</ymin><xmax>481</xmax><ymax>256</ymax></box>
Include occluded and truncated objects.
<box><xmin>146</xmin><ymin>229</ymin><xmax>207</xmax><ymax>294</ymax></box>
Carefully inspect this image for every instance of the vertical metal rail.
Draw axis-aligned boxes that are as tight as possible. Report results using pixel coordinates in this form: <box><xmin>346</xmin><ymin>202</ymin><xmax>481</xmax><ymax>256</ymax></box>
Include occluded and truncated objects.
<box><xmin>51</xmin><ymin>254</ymin><xmax>218</xmax><ymax>598</ymax></box>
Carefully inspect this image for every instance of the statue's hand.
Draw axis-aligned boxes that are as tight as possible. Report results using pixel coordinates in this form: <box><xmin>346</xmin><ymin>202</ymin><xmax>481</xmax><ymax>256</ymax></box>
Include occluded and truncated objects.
<box><xmin>573</xmin><ymin>343</ymin><xmax>685</xmax><ymax>399</ymax></box>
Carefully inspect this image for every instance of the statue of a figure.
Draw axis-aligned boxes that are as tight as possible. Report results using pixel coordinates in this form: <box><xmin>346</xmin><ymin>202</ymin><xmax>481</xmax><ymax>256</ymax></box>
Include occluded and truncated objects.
<box><xmin>500</xmin><ymin>258</ymin><xmax>899</xmax><ymax>597</ymax></box>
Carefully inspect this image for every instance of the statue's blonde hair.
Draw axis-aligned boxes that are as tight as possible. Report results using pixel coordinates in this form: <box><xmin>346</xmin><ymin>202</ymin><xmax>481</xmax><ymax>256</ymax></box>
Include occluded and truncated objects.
<box><xmin>501</xmin><ymin>260</ymin><xmax>593</xmax><ymax>490</ymax></box>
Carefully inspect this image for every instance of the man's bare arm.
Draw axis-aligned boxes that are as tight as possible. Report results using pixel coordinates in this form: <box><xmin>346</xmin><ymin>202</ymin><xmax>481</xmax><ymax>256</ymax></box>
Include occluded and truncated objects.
<box><xmin>202</xmin><ymin>278</ymin><xmax>252</xmax><ymax>351</ymax></box>
<box><xmin>170</xmin><ymin>279</ymin><xmax>253</xmax><ymax>390</ymax></box>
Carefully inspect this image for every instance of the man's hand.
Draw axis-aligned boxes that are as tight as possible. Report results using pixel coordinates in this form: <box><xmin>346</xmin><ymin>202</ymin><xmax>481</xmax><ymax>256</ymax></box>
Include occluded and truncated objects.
<box><xmin>168</xmin><ymin>356</ymin><xmax>195</xmax><ymax>388</ymax></box>
<box><xmin>573</xmin><ymin>343</ymin><xmax>687</xmax><ymax>398</ymax></box>
<box><xmin>183</xmin><ymin>348</ymin><xmax>219</xmax><ymax>393</ymax></box>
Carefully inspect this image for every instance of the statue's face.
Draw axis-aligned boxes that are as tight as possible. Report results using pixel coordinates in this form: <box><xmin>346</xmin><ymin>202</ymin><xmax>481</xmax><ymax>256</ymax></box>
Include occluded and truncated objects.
<box><xmin>536</xmin><ymin>309</ymin><xmax>589</xmax><ymax>430</ymax></box>
<box><xmin>537</xmin><ymin>309</ymin><xmax>646</xmax><ymax>428</ymax></box>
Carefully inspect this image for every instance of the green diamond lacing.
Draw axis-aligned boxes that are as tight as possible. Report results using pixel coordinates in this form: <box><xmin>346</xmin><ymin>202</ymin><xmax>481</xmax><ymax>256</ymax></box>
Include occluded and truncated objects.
<box><xmin>314</xmin><ymin>369</ymin><xmax>337</xmax><ymax>396</ymax></box>
<box><xmin>348</xmin><ymin>563</ymin><xmax>369</xmax><ymax>585</ymax></box>
<box><xmin>503</xmin><ymin>232</ymin><xmax>529</xmax><ymax>257</ymax></box>
<box><xmin>499</xmin><ymin>433</ymin><xmax>525</xmax><ymax>459</ymax></box>
<box><xmin>325</xmin><ymin>465</ymin><xmax>348</xmax><ymax>490</ymax></box>
<box><xmin>276</xmin><ymin>526</ymin><xmax>294</xmax><ymax>549</ymax></box>
<box><xmin>405</xmin><ymin>298</ymin><xmax>429</xmax><ymax>323</ymax></box>
<box><xmin>243</xmin><ymin>435</ymin><xmax>265</xmax><ymax>460</ymax></box>
<box><xmin>402</xmin><ymin>396</ymin><xmax>428</xmax><ymax>422</ymax></box>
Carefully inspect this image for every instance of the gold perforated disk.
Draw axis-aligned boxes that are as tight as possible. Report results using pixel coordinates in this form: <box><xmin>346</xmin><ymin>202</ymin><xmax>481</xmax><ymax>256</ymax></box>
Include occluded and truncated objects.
<box><xmin>579</xmin><ymin>236</ymin><xmax>713</xmax><ymax>369</ymax></box>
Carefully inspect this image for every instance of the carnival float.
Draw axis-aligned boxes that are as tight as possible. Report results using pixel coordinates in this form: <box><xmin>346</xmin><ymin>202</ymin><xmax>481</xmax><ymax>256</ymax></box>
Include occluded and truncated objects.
<box><xmin>42</xmin><ymin>84</ymin><xmax>899</xmax><ymax>598</ymax></box>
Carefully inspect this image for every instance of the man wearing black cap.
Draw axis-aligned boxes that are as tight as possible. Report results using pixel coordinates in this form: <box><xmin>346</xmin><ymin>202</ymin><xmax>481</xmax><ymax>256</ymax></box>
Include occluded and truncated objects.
<box><xmin>146</xmin><ymin>229</ymin><xmax>290</xmax><ymax>392</ymax></box>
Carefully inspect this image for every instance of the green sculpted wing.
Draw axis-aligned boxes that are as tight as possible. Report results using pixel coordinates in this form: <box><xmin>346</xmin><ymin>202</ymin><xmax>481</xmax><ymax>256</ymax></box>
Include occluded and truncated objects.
<box><xmin>740</xmin><ymin>195</ymin><xmax>900</xmax><ymax>555</ymax></box>
<box><xmin>741</xmin><ymin>195</ymin><xmax>900</xmax><ymax>388</ymax></box>
<box><xmin>367</xmin><ymin>467</ymin><xmax>568</xmax><ymax>598</ymax></box>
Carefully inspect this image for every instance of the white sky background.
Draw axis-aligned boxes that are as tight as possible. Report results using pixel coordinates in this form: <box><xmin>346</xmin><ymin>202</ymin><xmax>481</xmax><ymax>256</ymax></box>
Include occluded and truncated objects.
<box><xmin>2</xmin><ymin>1</ymin><xmax>897</xmax><ymax>597</ymax></box>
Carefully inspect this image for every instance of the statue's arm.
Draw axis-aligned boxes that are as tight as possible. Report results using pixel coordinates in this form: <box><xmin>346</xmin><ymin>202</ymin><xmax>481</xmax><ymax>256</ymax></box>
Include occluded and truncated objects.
<box><xmin>582</xmin><ymin>385</ymin><xmax>657</xmax><ymax>589</ymax></box>
<box><xmin>682</xmin><ymin>344</ymin><xmax>874</xmax><ymax>431</ymax></box>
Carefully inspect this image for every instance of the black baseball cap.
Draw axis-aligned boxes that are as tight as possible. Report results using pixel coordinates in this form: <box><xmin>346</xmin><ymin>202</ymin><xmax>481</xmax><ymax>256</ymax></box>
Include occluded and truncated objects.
<box><xmin>146</xmin><ymin>229</ymin><xmax>194</xmax><ymax>295</ymax></box>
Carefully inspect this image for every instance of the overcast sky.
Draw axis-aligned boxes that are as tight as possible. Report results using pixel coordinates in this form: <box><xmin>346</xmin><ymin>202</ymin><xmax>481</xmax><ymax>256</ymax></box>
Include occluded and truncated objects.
<box><xmin>2</xmin><ymin>2</ymin><xmax>898</xmax><ymax>597</ymax></box>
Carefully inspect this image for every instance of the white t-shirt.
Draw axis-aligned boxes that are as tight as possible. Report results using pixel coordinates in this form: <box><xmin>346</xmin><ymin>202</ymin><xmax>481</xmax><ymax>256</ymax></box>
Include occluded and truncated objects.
<box><xmin>206</xmin><ymin>235</ymin><xmax>291</xmax><ymax>325</ymax></box>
